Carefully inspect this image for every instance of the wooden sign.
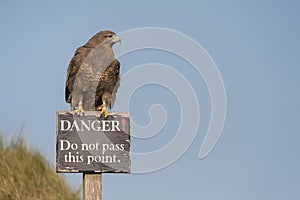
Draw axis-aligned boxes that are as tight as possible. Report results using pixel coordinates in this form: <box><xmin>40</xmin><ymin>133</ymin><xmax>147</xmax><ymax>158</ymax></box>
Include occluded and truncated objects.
<box><xmin>56</xmin><ymin>111</ymin><xmax>130</xmax><ymax>173</ymax></box>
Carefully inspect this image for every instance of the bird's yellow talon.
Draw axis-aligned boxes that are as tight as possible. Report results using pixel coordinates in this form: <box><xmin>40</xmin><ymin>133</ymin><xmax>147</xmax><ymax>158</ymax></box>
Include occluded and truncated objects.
<box><xmin>98</xmin><ymin>105</ymin><xmax>109</xmax><ymax>118</ymax></box>
<box><xmin>74</xmin><ymin>106</ymin><xmax>84</xmax><ymax>115</ymax></box>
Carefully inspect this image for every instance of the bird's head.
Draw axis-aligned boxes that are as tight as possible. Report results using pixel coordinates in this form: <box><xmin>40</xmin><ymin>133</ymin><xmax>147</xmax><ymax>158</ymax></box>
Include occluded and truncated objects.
<box><xmin>86</xmin><ymin>30</ymin><xmax>121</xmax><ymax>48</ymax></box>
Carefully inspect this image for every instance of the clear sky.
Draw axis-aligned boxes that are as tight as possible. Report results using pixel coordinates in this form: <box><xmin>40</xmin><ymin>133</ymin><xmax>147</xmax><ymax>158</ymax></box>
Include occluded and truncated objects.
<box><xmin>0</xmin><ymin>0</ymin><xmax>300</xmax><ymax>199</ymax></box>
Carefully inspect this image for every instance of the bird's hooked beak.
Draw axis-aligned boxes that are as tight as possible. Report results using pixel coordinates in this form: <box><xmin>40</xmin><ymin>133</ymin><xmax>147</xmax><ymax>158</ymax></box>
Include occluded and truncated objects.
<box><xmin>112</xmin><ymin>35</ymin><xmax>121</xmax><ymax>44</ymax></box>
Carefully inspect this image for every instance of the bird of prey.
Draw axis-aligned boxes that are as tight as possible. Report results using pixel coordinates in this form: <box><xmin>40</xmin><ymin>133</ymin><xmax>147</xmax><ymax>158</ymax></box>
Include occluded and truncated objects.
<box><xmin>65</xmin><ymin>30</ymin><xmax>121</xmax><ymax>117</ymax></box>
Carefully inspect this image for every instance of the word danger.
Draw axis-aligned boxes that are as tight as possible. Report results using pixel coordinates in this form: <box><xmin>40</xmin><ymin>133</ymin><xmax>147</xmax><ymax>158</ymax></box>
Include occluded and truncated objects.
<box><xmin>60</xmin><ymin>119</ymin><xmax>121</xmax><ymax>132</ymax></box>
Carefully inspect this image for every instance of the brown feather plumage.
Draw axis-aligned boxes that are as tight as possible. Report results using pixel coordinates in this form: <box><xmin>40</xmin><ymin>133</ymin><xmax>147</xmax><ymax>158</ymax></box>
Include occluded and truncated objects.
<box><xmin>95</xmin><ymin>59</ymin><xmax>120</xmax><ymax>109</ymax></box>
<box><xmin>65</xmin><ymin>30</ymin><xmax>120</xmax><ymax>111</ymax></box>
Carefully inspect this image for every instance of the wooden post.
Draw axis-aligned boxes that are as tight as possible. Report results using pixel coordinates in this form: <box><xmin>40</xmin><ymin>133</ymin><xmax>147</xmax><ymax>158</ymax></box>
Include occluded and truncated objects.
<box><xmin>83</xmin><ymin>173</ymin><xmax>102</xmax><ymax>200</ymax></box>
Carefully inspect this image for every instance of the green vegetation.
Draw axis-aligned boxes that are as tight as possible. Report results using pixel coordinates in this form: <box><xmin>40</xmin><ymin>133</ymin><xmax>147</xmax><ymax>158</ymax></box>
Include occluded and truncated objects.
<box><xmin>0</xmin><ymin>134</ymin><xmax>80</xmax><ymax>200</ymax></box>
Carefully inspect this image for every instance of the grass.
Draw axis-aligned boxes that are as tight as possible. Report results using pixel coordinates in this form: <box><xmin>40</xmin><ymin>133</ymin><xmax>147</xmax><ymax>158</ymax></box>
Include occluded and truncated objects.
<box><xmin>0</xmin><ymin>134</ymin><xmax>80</xmax><ymax>200</ymax></box>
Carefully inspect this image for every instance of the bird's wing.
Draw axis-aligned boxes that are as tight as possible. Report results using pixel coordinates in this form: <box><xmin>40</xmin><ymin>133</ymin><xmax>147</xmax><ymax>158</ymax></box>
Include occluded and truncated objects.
<box><xmin>95</xmin><ymin>59</ymin><xmax>120</xmax><ymax>109</ymax></box>
<box><xmin>65</xmin><ymin>46</ymin><xmax>90</xmax><ymax>103</ymax></box>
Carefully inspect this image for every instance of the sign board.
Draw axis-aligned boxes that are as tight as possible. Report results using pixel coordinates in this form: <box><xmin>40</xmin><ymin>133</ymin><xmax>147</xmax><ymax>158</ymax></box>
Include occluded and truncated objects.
<box><xmin>56</xmin><ymin>111</ymin><xmax>130</xmax><ymax>173</ymax></box>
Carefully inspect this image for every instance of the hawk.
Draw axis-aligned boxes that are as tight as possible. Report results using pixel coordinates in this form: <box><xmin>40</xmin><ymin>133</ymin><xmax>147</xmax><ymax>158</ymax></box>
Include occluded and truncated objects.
<box><xmin>65</xmin><ymin>30</ymin><xmax>121</xmax><ymax>117</ymax></box>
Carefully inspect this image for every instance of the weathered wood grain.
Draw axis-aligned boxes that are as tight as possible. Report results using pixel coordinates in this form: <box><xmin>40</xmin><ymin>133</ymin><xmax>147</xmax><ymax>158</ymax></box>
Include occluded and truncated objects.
<box><xmin>83</xmin><ymin>173</ymin><xmax>102</xmax><ymax>200</ymax></box>
<box><xmin>56</xmin><ymin>111</ymin><xmax>130</xmax><ymax>173</ymax></box>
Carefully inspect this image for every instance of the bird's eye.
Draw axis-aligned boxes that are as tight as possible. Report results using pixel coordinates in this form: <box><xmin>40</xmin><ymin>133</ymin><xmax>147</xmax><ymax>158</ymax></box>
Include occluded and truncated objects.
<box><xmin>108</xmin><ymin>34</ymin><xmax>113</xmax><ymax>38</ymax></box>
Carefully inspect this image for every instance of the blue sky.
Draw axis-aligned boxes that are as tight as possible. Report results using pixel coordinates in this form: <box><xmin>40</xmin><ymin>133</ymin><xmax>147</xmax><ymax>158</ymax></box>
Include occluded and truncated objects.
<box><xmin>0</xmin><ymin>1</ymin><xmax>300</xmax><ymax>199</ymax></box>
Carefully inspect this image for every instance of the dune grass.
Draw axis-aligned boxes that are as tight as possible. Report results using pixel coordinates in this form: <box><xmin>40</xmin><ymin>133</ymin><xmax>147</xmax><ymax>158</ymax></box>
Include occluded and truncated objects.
<box><xmin>0</xmin><ymin>134</ymin><xmax>80</xmax><ymax>200</ymax></box>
